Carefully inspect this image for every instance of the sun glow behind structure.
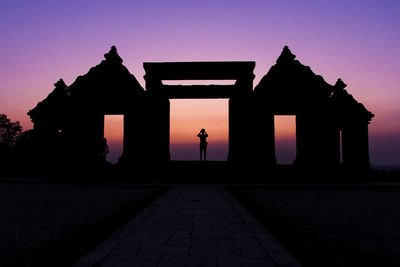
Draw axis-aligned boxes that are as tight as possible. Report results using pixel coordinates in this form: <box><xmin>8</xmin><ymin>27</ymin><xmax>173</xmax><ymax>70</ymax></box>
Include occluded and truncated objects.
<box><xmin>1</xmin><ymin>1</ymin><xmax>399</xmax><ymax>164</ymax></box>
<box><xmin>170</xmin><ymin>99</ymin><xmax>229</xmax><ymax>161</ymax></box>
<box><xmin>275</xmin><ymin>115</ymin><xmax>296</xmax><ymax>164</ymax></box>
<box><xmin>104</xmin><ymin>115</ymin><xmax>124</xmax><ymax>164</ymax></box>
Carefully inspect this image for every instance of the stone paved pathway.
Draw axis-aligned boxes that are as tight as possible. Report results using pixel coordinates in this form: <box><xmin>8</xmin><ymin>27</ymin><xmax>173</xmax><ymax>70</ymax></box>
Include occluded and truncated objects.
<box><xmin>72</xmin><ymin>184</ymin><xmax>300</xmax><ymax>267</ymax></box>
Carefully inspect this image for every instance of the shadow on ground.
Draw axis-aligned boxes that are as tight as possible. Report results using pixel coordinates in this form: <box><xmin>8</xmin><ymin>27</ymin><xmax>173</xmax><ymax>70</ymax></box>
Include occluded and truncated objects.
<box><xmin>0</xmin><ymin>180</ymin><xmax>169</xmax><ymax>267</ymax></box>
<box><xmin>227</xmin><ymin>185</ymin><xmax>400</xmax><ymax>267</ymax></box>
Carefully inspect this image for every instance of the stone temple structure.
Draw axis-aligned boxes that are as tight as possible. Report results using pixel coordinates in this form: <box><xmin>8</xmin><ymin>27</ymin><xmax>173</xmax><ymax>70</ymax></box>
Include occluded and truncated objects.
<box><xmin>28</xmin><ymin>46</ymin><xmax>374</xmax><ymax>170</ymax></box>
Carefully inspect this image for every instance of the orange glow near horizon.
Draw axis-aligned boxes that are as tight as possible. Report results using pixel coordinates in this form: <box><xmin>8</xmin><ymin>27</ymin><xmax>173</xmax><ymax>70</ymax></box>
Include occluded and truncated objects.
<box><xmin>170</xmin><ymin>99</ymin><xmax>229</xmax><ymax>160</ymax></box>
<box><xmin>275</xmin><ymin>115</ymin><xmax>296</xmax><ymax>164</ymax></box>
<box><xmin>104</xmin><ymin>115</ymin><xmax>124</xmax><ymax>164</ymax></box>
<box><xmin>170</xmin><ymin>99</ymin><xmax>229</xmax><ymax>144</ymax></box>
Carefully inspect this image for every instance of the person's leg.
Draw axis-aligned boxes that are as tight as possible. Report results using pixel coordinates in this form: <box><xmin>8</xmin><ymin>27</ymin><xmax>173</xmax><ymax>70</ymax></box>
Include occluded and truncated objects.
<box><xmin>204</xmin><ymin>145</ymin><xmax>207</xmax><ymax>161</ymax></box>
<box><xmin>200</xmin><ymin>145</ymin><xmax>203</xmax><ymax>161</ymax></box>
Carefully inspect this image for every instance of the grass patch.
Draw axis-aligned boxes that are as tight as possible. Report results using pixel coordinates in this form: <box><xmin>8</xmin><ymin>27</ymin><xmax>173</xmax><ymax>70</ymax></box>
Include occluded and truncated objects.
<box><xmin>227</xmin><ymin>185</ymin><xmax>400</xmax><ymax>267</ymax></box>
<box><xmin>0</xmin><ymin>181</ymin><xmax>169</xmax><ymax>267</ymax></box>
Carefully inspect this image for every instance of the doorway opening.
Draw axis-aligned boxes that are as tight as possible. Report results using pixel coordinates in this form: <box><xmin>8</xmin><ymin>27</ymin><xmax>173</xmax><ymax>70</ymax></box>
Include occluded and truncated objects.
<box><xmin>274</xmin><ymin>115</ymin><xmax>296</xmax><ymax>164</ymax></box>
<box><xmin>104</xmin><ymin>115</ymin><xmax>124</xmax><ymax>164</ymax></box>
<box><xmin>170</xmin><ymin>99</ymin><xmax>229</xmax><ymax>161</ymax></box>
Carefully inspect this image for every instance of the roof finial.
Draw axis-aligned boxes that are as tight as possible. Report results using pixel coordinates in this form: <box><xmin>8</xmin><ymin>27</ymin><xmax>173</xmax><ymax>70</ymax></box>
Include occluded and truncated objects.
<box><xmin>276</xmin><ymin>46</ymin><xmax>296</xmax><ymax>64</ymax></box>
<box><xmin>104</xmin><ymin>45</ymin><xmax>123</xmax><ymax>64</ymax></box>
<box><xmin>334</xmin><ymin>78</ymin><xmax>347</xmax><ymax>91</ymax></box>
<box><xmin>54</xmin><ymin>79</ymin><xmax>67</xmax><ymax>90</ymax></box>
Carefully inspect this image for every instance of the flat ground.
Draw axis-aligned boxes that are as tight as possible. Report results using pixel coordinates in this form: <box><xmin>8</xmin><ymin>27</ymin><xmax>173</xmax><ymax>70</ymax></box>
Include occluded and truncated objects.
<box><xmin>71</xmin><ymin>184</ymin><xmax>299</xmax><ymax>267</ymax></box>
<box><xmin>228</xmin><ymin>185</ymin><xmax>400</xmax><ymax>267</ymax></box>
<box><xmin>0</xmin><ymin>180</ymin><xmax>168</xmax><ymax>267</ymax></box>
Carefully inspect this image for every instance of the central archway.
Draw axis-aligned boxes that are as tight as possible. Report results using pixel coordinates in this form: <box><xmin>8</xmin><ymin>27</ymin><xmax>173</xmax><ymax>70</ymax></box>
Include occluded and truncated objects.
<box><xmin>143</xmin><ymin>61</ymin><xmax>255</xmax><ymax>163</ymax></box>
<box><xmin>170</xmin><ymin>99</ymin><xmax>229</xmax><ymax>161</ymax></box>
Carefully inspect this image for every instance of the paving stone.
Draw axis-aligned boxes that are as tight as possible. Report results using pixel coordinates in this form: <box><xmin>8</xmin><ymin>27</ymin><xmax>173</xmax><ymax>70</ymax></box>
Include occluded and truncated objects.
<box><xmin>215</xmin><ymin>232</ymin><xmax>236</xmax><ymax>239</ymax></box>
<box><xmin>218</xmin><ymin>256</ymin><xmax>276</xmax><ymax>267</ymax></box>
<box><xmin>235</xmin><ymin>238</ymin><xmax>261</xmax><ymax>247</ymax></box>
<box><xmin>217</xmin><ymin>246</ymin><xmax>243</xmax><ymax>256</ymax></box>
<box><xmin>191</xmin><ymin>238</ymin><xmax>215</xmax><ymax>247</ymax></box>
<box><xmin>171</xmin><ymin>231</ymin><xmax>191</xmax><ymax>238</ymax></box>
<box><xmin>192</xmin><ymin>232</ymin><xmax>214</xmax><ymax>239</ymax></box>
<box><xmin>235</xmin><ymin>233</ymin><xmax>254</xmax><ymax>239</ymax></box>
<box><xmin>138</xmin><ymin>245</ymin><xmax>190</xmax><ymax>256</ymax></box>
<box><xmin>215</xmin><ymin>239</ymin><xmax>238</xmax><ymax>248</ymax></box>
<box><xmin>120</xmin><ymin>237</ymin><xmax>168</xmax><ymax>247</ymax></box>
<box><xmin>167</xmin><ymin>238</ymin><xmax>191</xmax><ymax>246</ymax></box>
<box><xmin>241</xmin><ymin>245</ymin><xmax>272</xmax><ymax>258</ymax></box>
<box><xmin>157</xmin><ymin>255</ymin><xmax>217</xmax><ymax>267</ymax></box>
<box><xmin>190</xmin><ymin>245</ymin><xmax>218</xmax><ymax>256</ymax></box>
<box><xmin>228</xmin><ymin>223</ymin><xmax>250</xmax><ymax>232</ymax></box>
<box><xmin>100</xmin><ymin>255</ymin><xmax>160</xmax><ymax>267</ymax></box>
<box><xmin>71</xmin><ymin>184</ymin><xmax>300</xmax><ymax>267</ymax></box>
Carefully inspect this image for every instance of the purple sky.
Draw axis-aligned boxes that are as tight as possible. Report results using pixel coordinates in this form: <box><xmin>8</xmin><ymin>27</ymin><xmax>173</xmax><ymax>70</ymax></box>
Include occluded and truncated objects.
<box><xmin>1</xmin><ymin>0</ymin><xmax>399</xmax><ymax>164</ymax></box>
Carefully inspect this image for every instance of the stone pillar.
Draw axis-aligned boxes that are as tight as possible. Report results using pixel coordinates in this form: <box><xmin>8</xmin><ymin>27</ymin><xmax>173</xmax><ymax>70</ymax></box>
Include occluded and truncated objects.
<box><xmin>325</xmin><ymin>120</ymin><xmax>341</xmax><ymax>166</ymax></box>
<box><xmin>295</xmin><ymin>112</ymin><xmax>340</xmax><ymax>167</ymax></box>
<box><xmin>121</xmin><ymin>100</ymin><xmax>146</xmax><ymax>164</ymax></box>
<box><xmin>144</xmin><ymin>96</ymin><xmax>170</xmax><ymax>163</ymax></box>
<box><xmin>228</xmin><ymin>97</ymin><xmax>239</xmax><ymax>162</ymax></box>
<box><xmin>229</xmin><ymin>96</ymin><xmax>254</xmax><ymax>164</ymax></box>
<box><xmin>342</xmin><ymin>121</ymin><xmax>370</xmax><ymax>168</ymax></box>
<box><xmin>69</xmin><ymin>111</ymin><xmax>104</xmax><ymax>165</ymax></box>
<box><xmin>295</xmin><ymin>113</ymin><xmax>310</xmax><ymax>165</ymax></box>
<box><xmin>122</xmin><ymin>96</ymin><xmax>170</xmax><ymax>166</ymax></box>
<box><xmin>251</xmin><ymin>98</ymin><xmax>275</xmax><ymax>166</ymax></box>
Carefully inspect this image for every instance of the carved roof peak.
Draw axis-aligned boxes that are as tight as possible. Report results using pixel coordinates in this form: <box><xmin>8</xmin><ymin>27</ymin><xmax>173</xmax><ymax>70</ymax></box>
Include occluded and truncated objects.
<box><xmin>104</xmin><ymin>45</ymin><xmax>123</xmax><ymax>64</ymax></box>
<box><xmin>276</xmin><ymin>46</ymin><xmax>296</xmax><ymax>64</ymax></box>
<box><xmin>54</xmin><ymin>79</ymin><xmax>67</xmax><ymax>90</ymax></box>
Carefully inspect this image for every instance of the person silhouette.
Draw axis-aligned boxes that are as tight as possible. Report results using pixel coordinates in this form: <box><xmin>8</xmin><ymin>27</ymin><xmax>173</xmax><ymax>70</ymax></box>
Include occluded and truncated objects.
<box><xmin>98</xmin><ymin>137</ymin><xmax>109</xmax><ymax>161</ymax></box>
<box><xmin>197</xmin><ymin>128</ymin><xmax>208</xmax><ymax>161</ymax></box>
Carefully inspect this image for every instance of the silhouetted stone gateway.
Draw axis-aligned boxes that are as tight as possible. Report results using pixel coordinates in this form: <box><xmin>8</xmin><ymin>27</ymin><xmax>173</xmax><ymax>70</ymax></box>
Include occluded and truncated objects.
<box><xmin>28</xmin><ymin>45</ymin><xmax>374</xmax><ymax>170</ymax></box>
<box><xmin>144</xmin><ymin>61</ymin><xmax>255</xmax><ymax>163</ymax></box>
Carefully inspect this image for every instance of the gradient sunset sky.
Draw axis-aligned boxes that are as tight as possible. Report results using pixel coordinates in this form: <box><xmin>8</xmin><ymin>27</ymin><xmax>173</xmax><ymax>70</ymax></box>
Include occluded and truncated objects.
<box><xmin>1</xmin><ymin>0</ymin><xmax>399</xmax><ymax>164</ymax></box>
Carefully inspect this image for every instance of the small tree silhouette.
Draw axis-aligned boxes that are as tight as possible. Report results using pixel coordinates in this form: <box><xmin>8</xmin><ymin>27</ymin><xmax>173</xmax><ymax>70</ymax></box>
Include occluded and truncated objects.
<box><xmin>0</xmin><ymin>114</ymin><xmax>22</xmax><ymax>148</ymax></box>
